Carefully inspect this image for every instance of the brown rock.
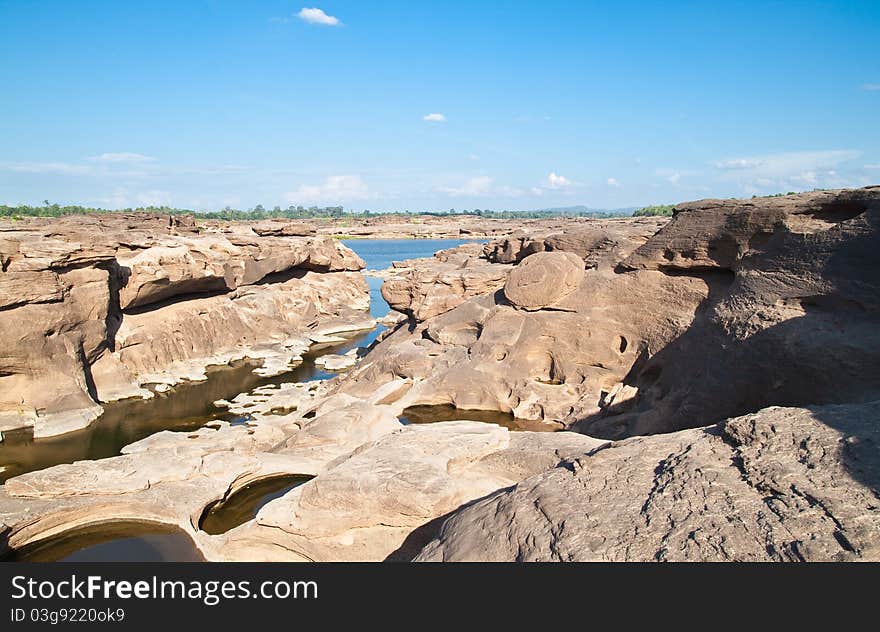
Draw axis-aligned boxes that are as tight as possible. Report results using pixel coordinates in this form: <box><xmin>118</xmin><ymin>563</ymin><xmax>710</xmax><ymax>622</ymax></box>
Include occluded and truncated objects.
<box><xmin>251</xmin><ymin>220</ymin><xmax>317</xmax><ymax>237</ymax></box>
<box><xmin>415</xmin><ymin>402</ymin><xmax>880</xmax><ymax>562</ymax></box>
<box><xmin>503</xmin><ymin>251</ymin><xmax>584</xmax><ymax>310</ymax></box>
<box><xmin>0</xmin><ymin>213</ymin><xmax>371</xmax><ymax>436</ymax></box>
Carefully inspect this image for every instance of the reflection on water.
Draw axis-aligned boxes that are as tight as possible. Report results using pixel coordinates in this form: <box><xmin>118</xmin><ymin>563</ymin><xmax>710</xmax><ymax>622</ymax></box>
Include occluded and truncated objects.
<box><xmin>0</xmin><ymin>240</ymin><xmax>479</xmax><ymax>484</ymax></box>
<box><xmin>341</xmin><ymin>238</ymin><xmax>481</xmax><ymax>272</ymax></box>
<box><xmin>3</xmin><ymin>522</ymin><xmax>204</xmax><ymax>562</ymax></box>
<box><xmin>199</xmin><ymin>475</ymin><xmax>313</xmax><ymax>535</ymax></box>
<box><xmin>399</xmin><ymin>404</ymin><xmax>561</xmax><ymax>432</ymax></box>
<box><xmin>0</xmin><ymin>330</ymin><xmax>378</xmax><ymax>483</ymax></box>
<box><xmin>342</xmin><ymin>238</ymin><xmax>482</xmax><ymax>321</ymax></box>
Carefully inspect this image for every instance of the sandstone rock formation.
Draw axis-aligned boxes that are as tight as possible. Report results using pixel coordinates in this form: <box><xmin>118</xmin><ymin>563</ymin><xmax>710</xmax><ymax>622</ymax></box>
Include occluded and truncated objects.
<box><xmin>0</xmin><ymin>214</ymin><xmax>370</xmax><ymax>437</ymax></box>
<box><xmin>579</xmin><ymin>186</ymin><xmax>880</xmax><ymax>437</ymax></box>
<box><xmin>415</xmin><ymin>401</ymin><xmax>880</xmax><ymax>561</ymax></box>
<box><xmin>502</xmin><ymin>250</ymin><xmax>584</xmax><ymax>310</ymax></box>
<box><xmin>381</xmin><ymin>258</ymin><xmax>512</xmax><ymax>322</ymax></box>
<box><xmin>2</xmin><ymin>188</ymin><xmax>878</xmax><ymax>565</ymax></box>
<box><xmin>352</xmin><ymin>187</ymin><xmax>880</xmax><ymax>438</ymax></box>
<box><xmin>0</xmin><ymin>410</ymin><xmax>606</xmax><ymax>562</ymax></box>
<box><xmin>483</xmin><ymin>217</ymin><xmax>667</xmax><ymax>265</ymax></box>
<box><xmin>345</xmin><ymin>247</ymin><xmax>708</xmax><ymax>425</ymax></box>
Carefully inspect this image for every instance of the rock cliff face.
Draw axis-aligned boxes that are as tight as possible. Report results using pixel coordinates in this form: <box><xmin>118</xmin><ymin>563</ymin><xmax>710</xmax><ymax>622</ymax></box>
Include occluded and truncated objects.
<box><xmin>343</xmin><ymin>214</ymin><xmax>703</xmax><ymax>425</ymax></box>
<box><xmin>583</xmin><ymin>186</ymin><xmax>880</xmax><ymax>437</ymax></box>
<box><xmin>354</xmin><ymin>187</ymin><xmax>880</xmax><ymax>438</ymax></box>
<box><xmin>0</xmin><ymin>214</ymin><xmax>369</xmax><ymax>437</ymax></box>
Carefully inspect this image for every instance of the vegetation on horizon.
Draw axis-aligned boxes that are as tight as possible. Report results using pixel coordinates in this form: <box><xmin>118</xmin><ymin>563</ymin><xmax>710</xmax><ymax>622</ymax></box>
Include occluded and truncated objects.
<box><xmin>632</xmin><ymin>204</ymin><xmax>675</xmax><ymax>217</ymax></box>
<box><xmin>0</xmin><ymin>191</ymin><xmax>821</xmax><ymax>222</ymax></box>
<box><xmin>0</xmin><ymin>201</ymin><xmax>633</xmax><ymax>221</ymax></box>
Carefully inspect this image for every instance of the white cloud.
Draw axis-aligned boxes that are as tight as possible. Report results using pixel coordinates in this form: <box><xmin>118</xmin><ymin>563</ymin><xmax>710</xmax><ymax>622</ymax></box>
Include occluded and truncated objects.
<box><xmin>864</xmin><ymin>164</ymin><xmax>880</xmax><ymax>170</ymax></box>
<box><xmin>440</xmin><ymin>176</ymin><xmax>493</xmax><ymax>197</ymax></box>
<box><xmin>713</xmin><ymin>150</ymin><xmax>862</xmax><ymax>192</ymax></box>
<box><xmin>0</xmin><ymin>161</ymin><xmax>92</xmax><ymax>175</ymax></box>
<box><xmin>135</xmin><ymin>190</ymin><xmax>172</xmax><ymax>206</ymax></box>
<box><xmin>714</xmin><ymin>150</ymin><xmax>860</xmax><ymax>174</ymax></box>
<box><xmin>468</xmin><ymin>154</ymin><xmax>480</xmax><ymax>161</ymax></box>
<box><xmin>423</xmin><ymin>113</ymin><xmax>447</xmax><ymax>123</ymax></box>
<box><xmin>297</xmin><ymin>7</ymin><xmax>340</xmax><ymax>26</ymax></box>
<box><xmin>545</xmin><ymin>172</ymin><xmax>572</xmax><ymax>189</ymax></box>
<box><xmin>655</xmin><ymin>168</ymin><xmax>692</xmax><ymax>185</ymax></box>
<box><xmin>96</xmin><ymin>188</ymin><xmax>173</xmax><ymax>209</ymax></box>
<box><xmin>607</xmin><ymin>177</ymin><xmax>621</xmax><ymax>187</ymax></box>
<box><xmin>715</xmin><ymin>158</ymin><xmax>762</xmax><ymax>170</ymax></box>
<box><xmin>715</xmin><ymin>149</ymin><xmax>865</xmax><ymax>194</ymax></box>
<box><xmin>88</xmin><ymin>152</ymin><xmax>155</xmax><ymax>163</ymax></box>
<box><xmin>286</xmin><ymin>175</ymin><xmax>372</xmax><ymax>203</ymax></box>
<box><xmin>862</xmin><ymin>83</ymin><xmax>880</xmax><ymax>91</ymax></box>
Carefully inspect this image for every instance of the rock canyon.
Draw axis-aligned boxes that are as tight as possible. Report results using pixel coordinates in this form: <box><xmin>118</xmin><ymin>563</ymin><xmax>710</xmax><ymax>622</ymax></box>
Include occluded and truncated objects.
<box><xmin>1</xmin><ymin>187</ymin><xmax>878</xmax><ymax>562</ymax></box>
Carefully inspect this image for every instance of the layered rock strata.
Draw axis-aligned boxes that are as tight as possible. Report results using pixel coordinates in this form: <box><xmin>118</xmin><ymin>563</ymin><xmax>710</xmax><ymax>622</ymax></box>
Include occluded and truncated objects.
<box><xmin>0</xmin><ymin>214</ymin><xmax>370</xmax><ymax>437</ymax></box>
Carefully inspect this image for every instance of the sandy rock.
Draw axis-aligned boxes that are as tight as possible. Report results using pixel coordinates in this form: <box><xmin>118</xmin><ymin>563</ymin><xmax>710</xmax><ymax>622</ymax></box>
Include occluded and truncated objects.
<box><xmin>416</xmin><ymin>402</ymin><xmax>880</xmax><ymax>562</ymax></box>
<box><xmin>251</xmin><ymin>220</ymin><xmax>316</xmax><ymax>237</ymax></box>
<box><xmin>483</xmin><ymin>217</ymin><xmax>666</xmax><ymax>265</ymax></box>
<box><xmin>0</xmin><ymin>213</ymin><xmax>372</xmax><ymax>436</ymax></box>
<box><xmin>576</xmin><ymin>186</ymin><xmax>880</xmax><ymax>437</ymax></box>
<box><xmin>503</xmin><ymin>251</ymin><xmax>584</xmax><ymax>310</ymax></box>
<box><xmin>314</xmin><ymin>349</ymin><xmax>359</xmax><ymax>371</ymax></box>
<box><xmin>620</xmin><ymin>187</ymin><xmax>879</xmax><ymax>272</ymax></box>
<box><xmin>382</xmin><ymin>261</ymin><xmax>511</xmax><ymax>321</ymax></box>
<box><xmin>207</xmin><ymin>422</ymin><xmax>606</xmax><ymax>561</ymax></box>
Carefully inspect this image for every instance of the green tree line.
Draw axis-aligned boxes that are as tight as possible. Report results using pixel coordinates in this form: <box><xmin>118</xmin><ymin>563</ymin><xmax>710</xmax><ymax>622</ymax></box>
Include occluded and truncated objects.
<box><xmin>1</xmin><ymin>201</ymin><xmax>675</xmax><ymax>220</ymax></box>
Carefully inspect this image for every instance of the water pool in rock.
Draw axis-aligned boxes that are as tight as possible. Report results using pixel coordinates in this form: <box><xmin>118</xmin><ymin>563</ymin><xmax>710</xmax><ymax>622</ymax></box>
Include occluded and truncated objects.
<box><xmin>199</xmin><ymin>475</ymin><xmax>314</xmax><ymax>535</ymax></box>
<box><xmin>3</xmin><ymin>522</ymin><xmax>204</xmax><ymax>562</ymax></box>
<box><xmin>0</xmin><ymin>239</ymin><xmax>480</xmax><ymax>483</ymax></box>
<box><xmin>342</xmin><ymin>238</ymin><xmax>483</xmax><ymax>320</ymax></box>
<box><xmin>399</xmin><ymin>404</ymin><xmax>561</xmax><ymax>432</ymax></box>
<box><xmin>0</xmin><ymin>331</ymin><xmax>375</xmax><ymax>483</ymax></box>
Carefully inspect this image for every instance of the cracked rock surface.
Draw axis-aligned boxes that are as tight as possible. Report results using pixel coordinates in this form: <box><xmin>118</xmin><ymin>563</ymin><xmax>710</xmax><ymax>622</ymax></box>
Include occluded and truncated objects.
<box><xmin>415</xmin><ymin>401</ymin><xmax>880</xmax><ymax>561</ymax></box>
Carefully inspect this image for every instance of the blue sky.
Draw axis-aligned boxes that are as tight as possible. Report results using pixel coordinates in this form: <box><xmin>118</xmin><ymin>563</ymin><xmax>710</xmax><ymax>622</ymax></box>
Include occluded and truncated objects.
<box><xmin>1</xmin><ymin>0</ymin><xmax>878</xmax><ymax>211</ymax></box>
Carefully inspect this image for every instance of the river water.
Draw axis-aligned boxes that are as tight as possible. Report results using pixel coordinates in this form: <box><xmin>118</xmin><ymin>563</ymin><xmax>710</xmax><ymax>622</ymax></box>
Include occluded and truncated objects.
<box><xmin>0</xmin><ymin>239</ymin><xmax>477</xmax><ymax>484</ymax></box>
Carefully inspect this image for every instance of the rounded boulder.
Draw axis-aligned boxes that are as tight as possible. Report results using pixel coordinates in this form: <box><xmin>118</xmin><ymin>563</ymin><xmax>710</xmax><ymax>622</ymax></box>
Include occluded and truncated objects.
<box><xmin>503</xmin><ymin>250</ymin><xmax>584</xmax><ymax>310</ymax></box>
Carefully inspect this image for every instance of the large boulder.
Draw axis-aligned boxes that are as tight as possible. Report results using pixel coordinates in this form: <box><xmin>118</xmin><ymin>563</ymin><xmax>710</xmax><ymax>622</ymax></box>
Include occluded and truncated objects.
<box><xmin>620</xmin><ymin>187</ymin><xmax>879</xmax><ymax>272</ymax></box>
<box><xmin>381</xmin><ymin>262</ymin><xmax>511</xmax><ymax>321</ymax></box>
<box><xmin>503</xmin><ymin>251</ymin><xmax>584</xmax><ymax>310</ymax></box>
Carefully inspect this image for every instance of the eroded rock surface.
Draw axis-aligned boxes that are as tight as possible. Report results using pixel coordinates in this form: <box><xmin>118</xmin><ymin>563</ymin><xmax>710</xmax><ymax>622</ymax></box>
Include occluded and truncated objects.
<box><xmin>503</xmin><ymin>250</ymin><xmax>584</xmax><ymax>310</ymax></box>
<box><xmin>2</xmin><ymin>189</ymin><xmax>878</xmax><ymax>564</ymax></box>
<box><xmin>0</xmin><ymin>213</ymin><xmax>370</xmax><ymax>436</ymax></box>
<box><xmin>415</xmin><ymin>402</ymin><xmax>880</xmax><ymax>562</ymax></box>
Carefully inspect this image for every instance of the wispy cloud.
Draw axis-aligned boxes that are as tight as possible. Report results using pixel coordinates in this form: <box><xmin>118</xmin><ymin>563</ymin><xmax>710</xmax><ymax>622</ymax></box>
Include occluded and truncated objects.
<box><xmin>865</xmin><ymin>164</ymin><xmax>880</xmax><ymax>170</ymax></box>
<box><xmin>87</xmin><ymin>152</ymin><xmax>155</xmax><ymax>163</ymax></box>
<box><xmin>655</xmin><ymin>167</ymin><xmax>696</xmax><ymax>185</ymax></box>
<box><xmin>714</xmin><ymin>150</ymin><xmax>860</xmax><ymax>175</ymax></box>
<box><xmin>607</xmin><ymin>177</ymin><xmax>621</xmax><ymax>187</ymax></box>
<box><xmin>0</xmin><ymin>161</ymin><xmax>92</xmax><ymax>175</ymax></box>
<box><xmin>439</xmin><ymin>176</ymin><xmax>493</xmax><ymax>197</ymax></box>
<box><xmin>423</xmin><ymin>113</ymin><xmax>447</xmax><ymax>123</ymax></box>
<box><xmin>861</xmin><ymin>83</ymin><xmax>880</xmax><ymax>91</ymax></box>
<box><xmin>286</xmin><ymin>175</ymin><xmax>372</xmax><ymax>203</ymax></box>
<box><xmin>298</xmin><ymin>7</ymin><xmax>341</xmax><ymax>26</ymax></box>
<box><xmin>714</xmin><ymin>149</ymin><xmax>863</xmax><ymax>193</ymax></box>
